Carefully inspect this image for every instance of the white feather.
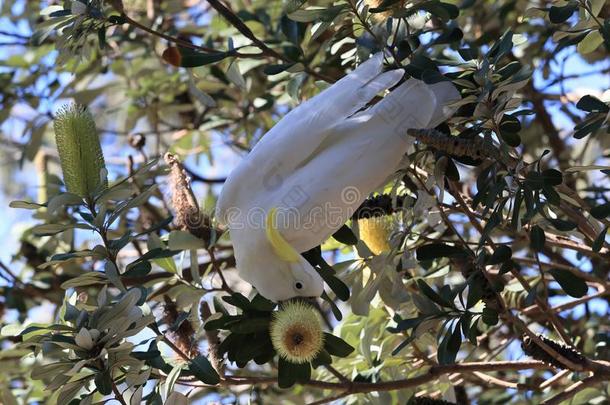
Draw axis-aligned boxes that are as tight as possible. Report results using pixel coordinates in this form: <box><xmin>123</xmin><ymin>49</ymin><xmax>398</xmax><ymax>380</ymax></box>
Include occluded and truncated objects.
<box><xmin>216</xmin><ymin>53</ymin><xmax>460</xmax><ymax>301</ymax></box>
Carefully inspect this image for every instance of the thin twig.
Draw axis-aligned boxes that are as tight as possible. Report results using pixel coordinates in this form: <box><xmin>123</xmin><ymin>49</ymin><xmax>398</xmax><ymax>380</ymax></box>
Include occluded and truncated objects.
<box><xmin>541</xmin><ymin>374</ymin><xmax>608</xmax><ymax>405</ymax></box>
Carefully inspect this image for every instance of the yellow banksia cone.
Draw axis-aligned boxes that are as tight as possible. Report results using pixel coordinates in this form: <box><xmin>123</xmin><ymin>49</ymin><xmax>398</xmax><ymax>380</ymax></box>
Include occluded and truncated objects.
<box><xmin>54</xmin><ymin>104</ymin><xmax>107</xmax><ymax>198</ymax></box>
<box><xmin>270</xmin><ymin>301</ymin><xmax>324</xmax><ymax>364</ymax></box>
<box><xmin>358</xmin><ymin>215</ymin><xmax>395</xmax><ymax>255</ymax></box>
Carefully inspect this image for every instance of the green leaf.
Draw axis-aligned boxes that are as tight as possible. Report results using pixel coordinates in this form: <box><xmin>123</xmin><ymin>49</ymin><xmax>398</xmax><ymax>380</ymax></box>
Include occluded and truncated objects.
<box><xmin>222</xmin><ymin>292</ymin><xmax>253</xmax><ymax>310</ymax></box>
<box><xmin>592</xmin><ymin>226</ymin><xmax>607</xmax><ymax>252</ymax></box>
<box><xmin>288</xmin><ymin>5</ymin><xmax>347</xmax><ymax>23</ymax></box>
<box><xmin>284</xmin><ymin>0</ymin><xmax>307</xmax><ymax>13</ymax></box>
<box><xmin>332</xmin><ymin>224</ymin><xmax>358</xmax><ymax>245</ymax></box>
<box><xmin>125</xmin><ymin>247</ymin><xmax>180</xmax><ymax>271</ymax></box>
<box><xmin>167</xmin><ymin>230</ymin><xmax>205</xmax><ymax>250</ymax></box>
<box><xmin>438</xmin><ymin>323</ymin><xmax>461</xmax><ymax>364</ymax></box>
<box><xmin>547</xmin><ymin>218</ymin><xmax>576</xmax><ymax>232</ymax></box>
<box><xmin>387</xmin><ymin>315</ymin><xmax>423</xmax><ymax>333</ymax></box>
<box><xmin>188</xmin><ymin>355</ymin><xmax>220</xmax><ymax>385</ymax></box>
<box><xmin>542</xmin><ymin>185</ymin><xmax>561</xmax><ymax>206</ymax></box>
<box><xmin>458</xmin><ymin>47</ymin><xmax>478</xmax><ymax>60</ymax></box>
<box><xmin>94</xmin><ymin>369</ymin><xmax>112</xmax><ymax>396</ymax></box>
<box><xmin>417</xmin><ymin>279</ymin><xmax>454</xmax><ymax>308</ymax></box>
<box><xmin>549</xmin><ymin>2</ymin><xmax>578</xmax><ymax>23</ymax></box>
<box><xmin>499</xmin><ymin>115</ymin><xmax>522</xmax><ymax>147</ymax></box>
<box><xmin>57</xmin><ymin>381</ymin><xmax>86</xmax><ymax>404</ymax></box>
<box><xmin>416</xmin><ymin>243</ymin><xmax>469</xmax><ymax>260</ymax></box>
<box><xmin>321</xmin><ymin>291</ymin><xmax>343</xmax><ymax>321</ymax></box>
<box><xmin>488</xmin><ymin>245</ymin><xmax>512</xmax><ymax>265</ymax></box>
<box><xmin>549</xmin><ymin>269</ymin><xmax>588</xmax><ymax>298</ymax></box>
<box><xmin>179</xmin><ymin>49</ymin><xmax>229</xmax><ymax>68</ymax></box>
<box><xmin>541</xmin><ymin>169</ymin><xmax>563</xmax><ymax>186</ymax></box>
<box><xmin>263</xmin><ymin>63</ymin><xmax>296</xmax><ymax>75</ymax></box>
<box><xmin>488</xmin><ymin>30</ymin><xmax>513</xmax><ymax>62</ymax></box>
<box><xmin>530</xmin><ymin>225</ymin><xmax>546</xmax><ymax>251</ymax></box>
<box><xmin>278</xmin><ymin>358</ymin><xmax>311</xmax><ymax>388</ymax></box>
<box><xmin>229</xmin><ymin>317</ymin><xmax>270</xmax><ymax>334</ymax></box>
<box><xmin>576</xmin><ymin>95</ymin><xmax>609</xmax><ymax>113</ymax></box>
<box><xmin>418</xmin><ymin>1</ymin><xmax>459</xmax><ymax>21</ymax></box>
<box><xmin>577</xmin><ymin>30</ymin><xmax>604</xmax><ymax>54</ymax></box>
<box><xmin>481</xmin><ymin>306</ymin><xmax>499</xmax><ymax>325</ymax></box>
<box><xmin>249</xmin><ymin>294</ymin><xmax>276</xmax><ymax>312</ymax></box>
<box><xmin>31</xmin><ymin>222</ymin><xmax>93</xmax><ymax>236</ymax></box>
<box><xmin>574</xmin><ymin>116</ymin><xmax>605</xmax><ymax>139</ymax></box>
<box><xmin>591</xmin><ymin>203</ymin><xmax>610</xmax><ymax>219</ymax></box>
<box><xmin>323</xmin><ymin>333</ymin><xmax>354</xmax><ymax>357</ymax></box>
<box><xmin>311</xmin><ymin>349</ymin><xmax>332</xmax><ymax>368</ymax></box>
<box><xmin>104</xmin><ymin>261</ymin><xmax>126</xmax><ymax>292</ymax></box>
<box><xmin>163</xmin><ymin>364</ymin><xmax>183</xmax><ymax>400</ymax></box>
<box><xmin>9</xmin><ymin>200</ymin><xmax>45</xmax><ymax>210</ymax></box>
<box><xmin>308</xmin><ymin>251</ymin><xmax>350</xmax><ymax>301</ymax></box>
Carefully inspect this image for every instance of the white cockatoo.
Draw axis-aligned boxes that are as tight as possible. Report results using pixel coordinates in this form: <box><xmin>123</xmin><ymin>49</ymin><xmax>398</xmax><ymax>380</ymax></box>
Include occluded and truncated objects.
<box><xmin>216</xmin><ymin>53</ymin><xmax>459</xmax><ymax>301</ymax></box>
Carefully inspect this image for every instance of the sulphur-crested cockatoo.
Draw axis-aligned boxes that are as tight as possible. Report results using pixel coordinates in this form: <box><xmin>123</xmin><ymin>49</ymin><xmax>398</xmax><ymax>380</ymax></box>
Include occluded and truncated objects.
<box><xmin>216</xmin><ymin>53</ymin><xmax>459</xmax><ymax>301</ymax></box>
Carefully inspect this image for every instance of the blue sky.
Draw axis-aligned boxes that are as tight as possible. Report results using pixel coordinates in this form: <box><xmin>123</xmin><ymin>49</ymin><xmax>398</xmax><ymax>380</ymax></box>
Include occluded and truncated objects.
<box><xmin>0</xmin><ymin>3</ymin><xmax>609</xmax><ymax>402</ymax></box>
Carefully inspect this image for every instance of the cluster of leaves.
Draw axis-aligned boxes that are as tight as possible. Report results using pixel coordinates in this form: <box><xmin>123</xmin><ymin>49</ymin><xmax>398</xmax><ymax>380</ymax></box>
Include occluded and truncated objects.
<box><xmin>5</xmin><ymin>288</ymin><xmax>153</xmax><ymax>404</ymax></box>
<box><xmin>0</xmin><ymin>0</ymin><xmax>609</xmax><ymax>403</ymax></box>
<box><xmin>204</xmin><ymin>293</ymin><xmax>354</xmax><ymax>388</ymax></box>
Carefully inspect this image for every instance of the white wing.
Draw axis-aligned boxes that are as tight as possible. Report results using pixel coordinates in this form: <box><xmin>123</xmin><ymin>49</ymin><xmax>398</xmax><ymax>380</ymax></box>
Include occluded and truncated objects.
<box><xmin>216</xmin><ymin>54</ymin><xmax>403</xmax><ymax>223</ymax></box>
<box><xmin>260</xmin><ymin>78</ymin><xmax>455</xmax><ymax>251</ymax></box>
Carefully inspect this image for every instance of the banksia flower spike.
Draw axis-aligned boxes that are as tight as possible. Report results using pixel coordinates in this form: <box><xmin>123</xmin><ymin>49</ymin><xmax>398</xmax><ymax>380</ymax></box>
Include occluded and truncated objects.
<box><xmin>358</xmin><ymin>216</ymin><xmax>395</xmax><ymax>255</ymax></box>
<box><xmin>270</xmin><ymin>301</ymin><xmax>324</xmax><ymax>364</ymax></box>
<box><xmin>353</xmin><ymin>194</ymin><xmax>403</xmax><ymax>255</ymax></box>
<box><xmin>54</xmin><ymin>104</ymin><xmax>107</xmax><ymax>198</ymax></box>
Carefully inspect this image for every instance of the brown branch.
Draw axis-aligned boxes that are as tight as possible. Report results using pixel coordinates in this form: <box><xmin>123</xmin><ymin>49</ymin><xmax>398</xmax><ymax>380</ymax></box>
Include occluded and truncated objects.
<box><xmin>216</xmin><ymin>361</ymin><xmax>550</xmax><ymax>395</ymax></box>
<box><xmin>522</xmin><ymin>80</ymin><xmax>569</xmax><ymax>173</ymax></box>
<box><xmin>111</xmin><ymin>379</ymin><xmax>128</xmax><ymax>405</ymax></box>
<box><xmin>522</xmin><ymin>289</ymin><xmax>609</xmax><ymax>317</ymax></box>
<box><xmin>541</xmin><ymin>374</ymin><xmax>608</xmax><ymax>405</ymax></box>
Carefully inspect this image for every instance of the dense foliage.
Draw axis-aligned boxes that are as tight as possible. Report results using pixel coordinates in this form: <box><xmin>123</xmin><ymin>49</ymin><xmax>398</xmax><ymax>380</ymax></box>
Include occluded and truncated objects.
<box><xmin>0</xmin><ymin>0</ymin><xmax>609</xmax><ymax>403</ymax></box>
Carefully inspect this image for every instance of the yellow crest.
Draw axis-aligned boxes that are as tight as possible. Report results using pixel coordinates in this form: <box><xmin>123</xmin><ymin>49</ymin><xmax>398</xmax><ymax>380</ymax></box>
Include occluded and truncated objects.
<box><xmin>265</xmin><ymin>207</ymin><xmax>300</xmax><ymax>263</ymax></box>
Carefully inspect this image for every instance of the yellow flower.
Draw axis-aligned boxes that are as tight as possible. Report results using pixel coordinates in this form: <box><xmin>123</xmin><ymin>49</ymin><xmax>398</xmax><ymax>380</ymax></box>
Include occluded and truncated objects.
<box><xmin>270</xmin><ymin>301</ymin><xmax>324</xmax><ymax>364</ymax></box>
<box><xmin>358</xmin><ymin>215</ymin><xmax>395</xmax><ymax>255</ymax></box>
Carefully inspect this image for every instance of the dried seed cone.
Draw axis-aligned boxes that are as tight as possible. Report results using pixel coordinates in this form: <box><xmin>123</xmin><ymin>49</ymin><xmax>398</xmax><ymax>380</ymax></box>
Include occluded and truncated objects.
<box><xmin>270</xmin><ymin>301</ymin><xmax>324</xmax><ymax>364</ymax></box>
<box><xmin>358</xmin><ymin>215</ymin><xmax>395</xmax><ymax>255</ymax></box>
<box><xmin>165</xmin><ymin>153</ymin><xmax>212</xmax><ymax>243</ymax></box>
<box><xmin>353</xmin><ymin>193</ymin><xmax>405</xmax><ymax>219</ymax></box>
<box><xmin>521</xmin><ymin>335</ymin><xmax>587</xmax><ymax>369</ymax></box>
<box><xmin>54</xmin><ymin>104</ymin><xmax>107</xmax><ymax>198</ymax></box>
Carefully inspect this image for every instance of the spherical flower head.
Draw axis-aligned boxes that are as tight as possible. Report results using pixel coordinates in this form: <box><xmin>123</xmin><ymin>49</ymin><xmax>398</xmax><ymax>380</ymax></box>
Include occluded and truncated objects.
<box><xmin>270</xmin><ymin>301</ymin><xmax>324</xmax><ymax>364</ymax></box>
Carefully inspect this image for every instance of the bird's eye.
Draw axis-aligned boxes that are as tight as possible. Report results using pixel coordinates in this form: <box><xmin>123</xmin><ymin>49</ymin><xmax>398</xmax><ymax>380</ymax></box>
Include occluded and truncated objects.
<box><xmin>294</xmin><ymin>282</ymin><xmax>303</xmax><ymax>290</ymax></box>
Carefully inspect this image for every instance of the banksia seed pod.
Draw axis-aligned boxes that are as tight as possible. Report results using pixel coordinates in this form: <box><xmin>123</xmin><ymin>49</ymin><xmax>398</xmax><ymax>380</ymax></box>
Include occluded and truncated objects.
<box><xmin>270</xmin><ymin>301</ymin><xmax>324</xmax><ymax>364</ymax></box>
<box><xmin>163</xmin><ymin>296</ymin><xmax>199</xmax><ymax>358</ymax></box>
<box><xmin>358</xmin><ymin>216</ymin><xmax>394</xmax><ymax>255</ymax></box>
<box><xmin>165</xmin><ymin>153</ymin><xmax>212</xmax><ymax>244</ymax></box>
<box><xmin>54</xmin><ymin>104</ymin><xmax>107</xmax><ymax>198</ymax></box>
<box><xmin>353</xmin><ymin>193</ymin><xmax>406</xmax><ymax>219</ymax></box>
<box><xmin>521</xmin><ymin>335</ymin><xmax>587</xmax><ymax>369</ymax></box>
